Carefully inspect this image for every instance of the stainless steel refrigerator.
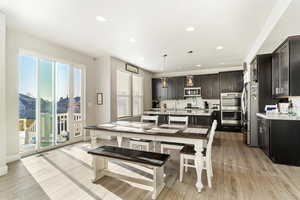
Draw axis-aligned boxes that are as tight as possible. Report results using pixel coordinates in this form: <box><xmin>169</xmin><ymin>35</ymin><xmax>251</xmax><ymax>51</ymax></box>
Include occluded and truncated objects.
<box><xmin>248</xmin><ymin>81</ymin><xmax>259</xmax><ymax>146</ymax></box>
<box><xmin>242</xmin><ymin>81</ymin><xmax>258</xmax><ymax>147</ymax></box>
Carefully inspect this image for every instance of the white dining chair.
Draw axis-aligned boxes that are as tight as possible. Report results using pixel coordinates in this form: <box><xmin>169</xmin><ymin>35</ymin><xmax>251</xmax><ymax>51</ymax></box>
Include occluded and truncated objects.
<box><xmin>179</xmin><ymin>120</ymin><xmax>217</xmax><ymax>188</ymax></box>
<box><xmin>160</xmin><ymin>116</ymin><xmax>188</xmax><ymax>154</ymax></box>
<box><xmin>129</xmin><ymin>115</ymin><xmax>158</xmax><ymax>151</ymax></box>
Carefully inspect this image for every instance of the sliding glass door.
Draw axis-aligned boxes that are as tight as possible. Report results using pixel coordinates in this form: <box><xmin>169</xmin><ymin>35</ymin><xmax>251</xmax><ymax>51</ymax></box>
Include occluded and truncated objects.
<box><xmin>73</xmin><ymin>68</ymin><xmax>83</xmax><ymax>137</ymax></box>
<box><xmin>19</xmin><ymin>55</ymin><xmax>37</xmax><ymax>153</ymax></box>
<box><xmin>56</xmin><ymin>63</ymin><xmax>70</xmax><ymax>144</ymax></box>
<box><xmin>19</xmin><ymin>53</ymin><xmax>85</xmax><ymax>154</ymax></box>
<box><xmin>39</xmin><ymin>59</ymin><xmax>55</xmax><ymax>149</ymax></box>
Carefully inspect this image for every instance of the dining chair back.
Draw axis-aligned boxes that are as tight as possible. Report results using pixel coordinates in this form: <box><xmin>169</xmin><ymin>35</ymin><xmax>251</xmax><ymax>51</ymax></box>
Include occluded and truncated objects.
<box><xmin>141</xmin><ymin>115</ymin><xmax>159</xmax><ymax>125</ymax></box>
<box><xmin>168</xmin><ymin>116</ymin><xmax>188</xmax><ymax>126</ymax></box>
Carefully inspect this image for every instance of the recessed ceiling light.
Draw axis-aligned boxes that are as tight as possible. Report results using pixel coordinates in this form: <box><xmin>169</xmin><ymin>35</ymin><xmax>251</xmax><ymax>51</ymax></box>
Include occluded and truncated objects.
<box><xmin>129</xmin><ymin>38</ymin><xmax>136</xmax><ymax>43</ymax></box>
<box><xmin>96</xmin><ymin>16</ymin><xmax>107</xmax><ymax>22</ymax></box>
<box><xmin>195</xmin><ymin>64</ymin><xmax>202</xmax><ymax>67</ymax></box>
<box><xmin>216</xmin><ymin>46</ymin><xmax>224</xmax><ymax>50</ymax></box>
<box><xmin>186</xmin><ymin>27</ymin><xmax>195</xmax><ymax>32</ymax></box>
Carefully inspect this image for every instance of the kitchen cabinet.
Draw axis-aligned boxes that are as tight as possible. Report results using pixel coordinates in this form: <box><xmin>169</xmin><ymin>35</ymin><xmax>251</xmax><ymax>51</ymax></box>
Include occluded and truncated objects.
<box><xmin>272</xmin><ymin>42</ymin><xmax>289</xmax><ymax>96</ymax></box>
<box><xmin>195</xmin><ymin>74</ymin><xmax>219</xmax><ymax>99</ymax></box>
<box><xmin>152</xmin><ymin>78</ymin><xmax>167</xmax><ymax>101</ymax></box>
<box><xmin>219</xmin><ymin>71</ymin><xmax>243</xmax><ymax>93</ymax></box>
<box><xmin>152</xmin><ymin>78</ymin><xmax>161</xmax><ymax>101</ymax></box>
<box><xmin>257</xmin><ymin>116</ymin><xmax>300</xmax><ymax>166</ymax></box>
<box><xmin>270</xmin><ymin>120</ymin><xmax>300</xmax><ymax>166</ymax></box>
<box><xmin>167</xmin><ymin>77</ymin><xmax>176</xmax><ymax>100</ymax></box>
<box><xmin>175</xmin><ymin>76</ymin><xmax>185</xmax><ymax>99</ymax></box>
<box><xmin>152</xmin><ymin>77</ymin><xmax>185</xmax><ymax>102</ymax></box>
<box><xmin>251</xmin><ymin>54</ymin><xmax>276</xmax><ymax>113</ymax></box>
<box><xmin>257</xmin><ymin>117</ymin><xmax>270</xmax><ymax>157</ymax></box>
<box><xmin>272</xmin><ymin>36</ymin><xmax>300</xmax><ymax>97</ymax></box>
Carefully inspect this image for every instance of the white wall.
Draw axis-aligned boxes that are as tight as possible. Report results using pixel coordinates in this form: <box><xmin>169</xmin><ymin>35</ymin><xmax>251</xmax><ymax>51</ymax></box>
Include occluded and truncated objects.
<box><xmin>95</xmin><ymin>55</ymin><xmax>111</xmax><ymax>124</ymax></box>
<box><xmin>0</xmin><ymin>12</ymin><xmax>8</xmax><ymax>176</ymax></box>
<box><xmin>5</xmin><ymin>28</ymin><xmax>97</xmax><ymax>160</ymax></box>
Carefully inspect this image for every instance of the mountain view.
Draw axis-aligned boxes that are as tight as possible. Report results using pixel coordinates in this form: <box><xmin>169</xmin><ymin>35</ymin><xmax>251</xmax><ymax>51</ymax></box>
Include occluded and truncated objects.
<box><xmin>19</xmin><ymin>93</ymin><xmax>81</xmax><ymax>119</ymax></box>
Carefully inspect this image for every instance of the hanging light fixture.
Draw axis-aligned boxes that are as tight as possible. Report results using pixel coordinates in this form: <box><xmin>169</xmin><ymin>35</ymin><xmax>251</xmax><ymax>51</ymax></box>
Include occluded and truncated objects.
<box><xmin>161</xmin><ymin>54</ymin><xmax>168</xmax><ymax>88</ymax></box>
<box><xmin>186</xmin><ymin>75</ymin><xmax>194</xmax><ymax>87</ymax></box>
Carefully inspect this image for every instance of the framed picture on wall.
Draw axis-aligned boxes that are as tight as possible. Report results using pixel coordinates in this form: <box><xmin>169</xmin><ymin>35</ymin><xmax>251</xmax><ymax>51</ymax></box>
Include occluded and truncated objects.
<box><xmin>126</xmin><ymin>63</ymin><xmax>139</xmax><ymax>74</ymax></box>
<box><xmin>97</xmin><ymin>93</ymin><xmax>103</xmax><ymax>105</ymax></box>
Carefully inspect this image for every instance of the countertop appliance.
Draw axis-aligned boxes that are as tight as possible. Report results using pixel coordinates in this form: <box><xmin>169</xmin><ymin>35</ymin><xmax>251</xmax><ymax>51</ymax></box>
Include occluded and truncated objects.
<box><xmin>220</xmin><ymin>93</ymin><xmax>242</xmax><ymax>126</ymax></box>
<box><xmin>184</xmin><ymin>87</ymin><xmax>201</xmax><ymax>97</ymax></box>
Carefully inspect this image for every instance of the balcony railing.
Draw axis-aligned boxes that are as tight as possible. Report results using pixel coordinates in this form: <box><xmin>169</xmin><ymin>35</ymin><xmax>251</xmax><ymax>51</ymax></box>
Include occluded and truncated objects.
<box><xmin>19</xmin><ymin>113</ymin><xmax>82</xmax><ymax>152</ymax></box>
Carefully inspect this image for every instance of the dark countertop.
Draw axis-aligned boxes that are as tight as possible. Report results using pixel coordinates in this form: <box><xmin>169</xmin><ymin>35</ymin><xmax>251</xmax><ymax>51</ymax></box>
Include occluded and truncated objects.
<box><xmin>85</xmin><ymin>121</ymin><xmax>209</xmax><ymax>140</ymax></box>
<box><xmin>88</xmin><ymin>145</ymin><xmax>170</xmax><ymax>167</ymax></box>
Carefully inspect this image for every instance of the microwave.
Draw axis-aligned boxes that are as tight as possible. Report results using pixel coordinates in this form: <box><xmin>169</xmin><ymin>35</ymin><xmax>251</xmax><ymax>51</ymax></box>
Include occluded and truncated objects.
<box><xmin>184</xmin><ymin>87</ymin><xmax>201</xmax><ymax>97</ymax></box>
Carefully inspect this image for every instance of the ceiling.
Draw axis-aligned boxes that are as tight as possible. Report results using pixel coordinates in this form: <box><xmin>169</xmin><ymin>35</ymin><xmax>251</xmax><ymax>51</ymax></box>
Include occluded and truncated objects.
<box><xmin>0</xmin><ymin>0</ymin><xmax>278</xmax><ymax>73</ymax></box>
<box><xmin>259</xmin><ymin>0</ymin><xmax>300</xmax><ymax>54</ymax></box>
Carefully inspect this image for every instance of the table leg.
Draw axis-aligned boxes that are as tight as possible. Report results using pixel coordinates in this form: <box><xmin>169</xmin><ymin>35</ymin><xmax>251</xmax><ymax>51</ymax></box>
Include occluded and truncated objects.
<box><xmin>91</xmin><ymin>131</ymin><xmax>97</xmax><ymax>148</ymax></box>
<box><xmin>194</xmin><ymin>140</ymin><xmax>204</xmax><ymax>192</ymax></box>
<box><xmin>117</xmin><ymin>136</ymin><xmax>123</xmax><ymax>147</ymax></box>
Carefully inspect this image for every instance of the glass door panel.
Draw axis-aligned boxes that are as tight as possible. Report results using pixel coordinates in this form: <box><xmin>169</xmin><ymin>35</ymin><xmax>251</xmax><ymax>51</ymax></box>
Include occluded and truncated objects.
<box><xmin>39</xmin><ymin>59</ymin><xmax>54</xmax><ymax>148</ymax></box>
<box><xmin>73</xmin><ymin>68</ymin><xmax>82</xmax><ymax>137</ymax></box>
<box><xmin>56</xmin><ymin>63</ymin><xmax>70</xmax><ymax>144</ymax></box>
<box><xmin>18</xmin><ymin>55</ymin><xmax>37</xmax><ymax>153</ymax></box>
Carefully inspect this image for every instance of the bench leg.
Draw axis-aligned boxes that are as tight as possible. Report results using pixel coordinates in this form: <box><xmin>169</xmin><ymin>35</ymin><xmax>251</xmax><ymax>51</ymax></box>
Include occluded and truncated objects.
<box><xmin>152</xmin><ymin>166</ymin><xmax>165</xmax><ymax>200</ymax></box>
<box><xmin>92</xmin><ymin>156</ymin><xmax>108</xmax><ymax>183</ymax></box>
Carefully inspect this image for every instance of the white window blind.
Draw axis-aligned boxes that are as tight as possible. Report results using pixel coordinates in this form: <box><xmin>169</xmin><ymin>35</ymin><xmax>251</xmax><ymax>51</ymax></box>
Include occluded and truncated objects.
<box><xmin>132</xmin><ymin>75</ymin><xmax>144</xmax><ymax>116</ymax></box>
<box><xmin>117</xmin><ymin>70</ymin><xmax>131</xmax><ymax>118</ymax></box>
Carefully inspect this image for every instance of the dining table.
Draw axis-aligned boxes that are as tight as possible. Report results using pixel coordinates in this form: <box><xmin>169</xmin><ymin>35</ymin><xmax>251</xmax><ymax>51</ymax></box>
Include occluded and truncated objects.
<box><xmin>84</xmin><ymin>121</ymin><xmax>210</xmax><ymax>192</ymax></box>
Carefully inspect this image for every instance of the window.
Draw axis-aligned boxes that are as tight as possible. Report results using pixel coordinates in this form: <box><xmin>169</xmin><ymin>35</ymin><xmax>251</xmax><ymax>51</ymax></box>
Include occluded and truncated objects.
<box><xmin>117</xmin><ymin>70</ymin><xmax>144</xmax><ymax>118</ymax></box>
<box><xmin>132</xmin><ymin>75</ymin><xmax>144</xmax><ymax>116</ymax></box>
<box><xmin>117</xmin><ymin>71</ymin><xmax>131</xmax><ymax>118</ymax></box>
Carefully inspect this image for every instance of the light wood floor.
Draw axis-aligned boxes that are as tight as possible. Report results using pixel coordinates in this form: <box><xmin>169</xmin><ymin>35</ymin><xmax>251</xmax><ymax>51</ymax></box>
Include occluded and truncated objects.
<box><xmin>1</xmin><ymin>131</ymin><xmax>300</xmax><ymax>200</ymax></box>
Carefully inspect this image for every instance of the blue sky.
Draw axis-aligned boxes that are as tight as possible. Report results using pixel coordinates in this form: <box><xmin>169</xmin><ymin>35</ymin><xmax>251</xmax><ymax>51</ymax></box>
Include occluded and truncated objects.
<box><xmin>19</xmin><ymin>55</ymin><xmax>81</xmax><ymax>101</ymax></box>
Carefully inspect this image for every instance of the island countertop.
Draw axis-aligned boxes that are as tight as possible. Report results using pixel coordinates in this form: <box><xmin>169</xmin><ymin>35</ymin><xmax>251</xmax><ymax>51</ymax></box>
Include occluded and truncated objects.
<box><xmin>143</xmin><ymin>109</ymin><xmax>214</xmax><ymax>116</ymax></box>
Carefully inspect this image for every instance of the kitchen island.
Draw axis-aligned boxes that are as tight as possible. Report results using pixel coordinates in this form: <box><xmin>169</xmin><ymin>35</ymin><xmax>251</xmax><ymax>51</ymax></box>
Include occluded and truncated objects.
<box><xmin>143</xmin><ymin>109</ymin><xmax>217</xmax><ymax>126</ymax></box>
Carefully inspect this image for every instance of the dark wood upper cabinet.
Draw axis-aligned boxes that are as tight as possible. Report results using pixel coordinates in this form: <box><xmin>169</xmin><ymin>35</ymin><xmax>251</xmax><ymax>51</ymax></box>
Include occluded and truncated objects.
<box><xmin>219</xmin><ymin>70</ymin><xmax>243</xmax><ymax>93</ymax></box>
<box><xmin>272</xmin><ymin>36</ymin><xmax>300</xmax><ymax>97</ymax></box>
<box><xmin>251</xmin><ymin>54</ymin><xmax>276</xmax><ymax>112</ymax></box>
<box><xmin>195</xmin><ymin>74</ymin><xmax>219</xmax><ymax>99</ymax></box>
<box><xmin>167</xmin><ymin>77</ymin><xmax>176</xmax><ymax>100</ymax></box>
<box><xmin>152</xmin><ymin>78</ymin><xmax>161</xmax><ymax>101</ymax></box>
<box><xmin>175</xmin><ymin>76</ymin><xmax>185</xmax><ymax>99</ymax></box>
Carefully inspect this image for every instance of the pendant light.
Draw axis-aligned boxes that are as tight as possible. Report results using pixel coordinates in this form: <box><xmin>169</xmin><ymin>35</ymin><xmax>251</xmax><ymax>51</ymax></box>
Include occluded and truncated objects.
<box><xmin>161</xmin><ymin>54</ymin><xmax>168</xmax><ymax>88</ymax></box>
<box><xmin>186</xmin><ymin>75</ymin><xmax>194</xmax><ymax>87</ymax></box>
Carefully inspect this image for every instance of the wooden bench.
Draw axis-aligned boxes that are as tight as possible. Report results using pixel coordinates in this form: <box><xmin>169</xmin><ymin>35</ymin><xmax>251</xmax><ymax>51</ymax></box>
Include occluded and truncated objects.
<box><xmin>88</xmin><ymin>146</ymin><xmax>170</xmax><ymax>199</ymax></box>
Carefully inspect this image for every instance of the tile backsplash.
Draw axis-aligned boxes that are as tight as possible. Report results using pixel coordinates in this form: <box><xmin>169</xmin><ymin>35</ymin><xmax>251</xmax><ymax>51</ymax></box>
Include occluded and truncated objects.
<box><xmin>160</xmin><ymin>97</ymin><xmax>220</xmax><ymax>110</ymax></box>
<box><xmin>290</xmin><ymin>97</ymin><xmax>300</xmax><ymax>116</ymax></box>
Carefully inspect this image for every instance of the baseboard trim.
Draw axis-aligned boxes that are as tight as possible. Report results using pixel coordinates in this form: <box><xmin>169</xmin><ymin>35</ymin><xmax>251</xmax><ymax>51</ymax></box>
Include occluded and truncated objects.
<box><xmin>6</xmin><ymin>154</ymin><xmax>21</xmax><ymax>163</ymax></box>
<box><xmin>0</xmin><ymin>165</ymin><xmax>8</xmax><ymax>176</ymax></box>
